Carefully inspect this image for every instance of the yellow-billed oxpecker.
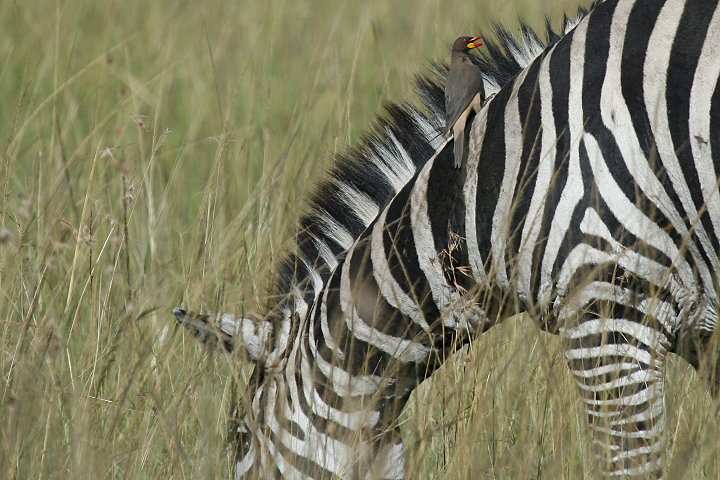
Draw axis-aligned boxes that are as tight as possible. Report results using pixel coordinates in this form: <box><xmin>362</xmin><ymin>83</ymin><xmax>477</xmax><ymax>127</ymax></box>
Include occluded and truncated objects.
<box><xmin>444</xmin><ymin>35</ymin><xmax>484</xmax><ymax>169</ymax></box>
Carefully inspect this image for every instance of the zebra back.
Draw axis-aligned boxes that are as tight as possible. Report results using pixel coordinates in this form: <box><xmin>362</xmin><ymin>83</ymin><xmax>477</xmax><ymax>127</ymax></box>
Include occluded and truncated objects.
<box><xmin>174</xmin><ymin>2</ymin><xmax>607</xmax><ymax>367</ymax></box>
<box><xmin>265</xmin><ymin>1</ymin><xmax>605</xmax><ymax>326</ymax></box>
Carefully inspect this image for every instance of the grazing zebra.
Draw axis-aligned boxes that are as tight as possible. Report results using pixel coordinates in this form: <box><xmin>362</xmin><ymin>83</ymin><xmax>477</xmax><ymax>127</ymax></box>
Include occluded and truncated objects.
<box><xmin>174</xmin><ymin>0</ymin><xmax>720</xmax><ymax>477</ymax></box>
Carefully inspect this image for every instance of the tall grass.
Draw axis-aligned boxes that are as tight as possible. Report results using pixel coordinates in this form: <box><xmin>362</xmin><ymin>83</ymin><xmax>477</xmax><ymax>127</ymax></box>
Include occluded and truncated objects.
<box><xmin>1</xmin><ymin>0</ymin><xmax>718</xmax><ymax>478</ymax></box>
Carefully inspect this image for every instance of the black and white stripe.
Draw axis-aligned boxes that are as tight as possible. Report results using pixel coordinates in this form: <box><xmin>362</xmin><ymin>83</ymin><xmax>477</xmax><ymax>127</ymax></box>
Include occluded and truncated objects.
<box><xmin>174</xmin><ymin>0</ymin><xmax>720</xmax><ymax>478</ymax></box>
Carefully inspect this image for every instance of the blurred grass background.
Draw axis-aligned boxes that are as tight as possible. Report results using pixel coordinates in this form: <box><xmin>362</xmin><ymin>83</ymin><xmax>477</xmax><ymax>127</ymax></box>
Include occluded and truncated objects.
<box><xmin>1</xmin><ymin>0</ymin><xmax>718</xmax><ymax>478</ymax></box>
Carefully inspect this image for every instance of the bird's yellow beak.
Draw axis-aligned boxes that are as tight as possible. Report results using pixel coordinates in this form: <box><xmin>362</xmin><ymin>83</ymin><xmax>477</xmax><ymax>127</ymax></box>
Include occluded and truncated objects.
<box><xmin>467</xmin><ymin>35</ymin><xmax>484</xmax><ymax>49</ymax></box>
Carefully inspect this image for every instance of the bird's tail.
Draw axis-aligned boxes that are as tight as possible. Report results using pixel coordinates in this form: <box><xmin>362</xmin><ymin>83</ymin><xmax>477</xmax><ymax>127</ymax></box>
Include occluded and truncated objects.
<box><xmin>453</xmin><ymin>128</ymin><xmax>464</xmax><ymax>169</ymax></box>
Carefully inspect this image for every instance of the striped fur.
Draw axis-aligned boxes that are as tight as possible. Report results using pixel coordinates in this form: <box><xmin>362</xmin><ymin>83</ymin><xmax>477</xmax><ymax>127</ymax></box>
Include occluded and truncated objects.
<box><xmin>169</xmin><ymin>0</ymin><xmax>720</xmax><ymax>477</ymax></box>
<box><xmin>303</xmin><ymin>0</ymin><xmax>717</xmax><ymax>476</ymax></box>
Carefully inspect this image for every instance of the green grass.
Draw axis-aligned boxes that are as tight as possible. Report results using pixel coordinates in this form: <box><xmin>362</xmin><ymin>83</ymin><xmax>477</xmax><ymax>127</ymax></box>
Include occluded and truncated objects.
<box><xmin>1</xmin><ymin>0</ymin><xmax>718</xmax><ymax>478</ymax></box>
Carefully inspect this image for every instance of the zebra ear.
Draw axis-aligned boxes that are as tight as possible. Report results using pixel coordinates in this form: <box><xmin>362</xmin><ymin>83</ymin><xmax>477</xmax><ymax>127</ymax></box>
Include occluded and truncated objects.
<box><xmin>172</xmin><ymin>307</ymin><xmax>272</xmax><ymax>362</ymax></box>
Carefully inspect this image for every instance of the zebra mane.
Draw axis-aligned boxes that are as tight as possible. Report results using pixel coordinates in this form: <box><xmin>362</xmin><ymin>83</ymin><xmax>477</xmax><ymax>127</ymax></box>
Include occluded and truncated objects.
<box><xmin>472</xmin><ymin>1</ymin><xmax>604</xmax><ymax>94</ymax></box>
<box><xmin>266</xmin><ymin>0</ymin><xmax>605</xmax><ymax>315</ymax></box>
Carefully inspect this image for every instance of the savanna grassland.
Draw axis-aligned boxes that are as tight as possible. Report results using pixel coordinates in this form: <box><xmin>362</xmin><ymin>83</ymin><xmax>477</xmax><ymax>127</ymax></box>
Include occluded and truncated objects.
<box><xmin>1</xmin><ymin>0</ymin><xmax>719</xmax><ymax>478</ymax></box>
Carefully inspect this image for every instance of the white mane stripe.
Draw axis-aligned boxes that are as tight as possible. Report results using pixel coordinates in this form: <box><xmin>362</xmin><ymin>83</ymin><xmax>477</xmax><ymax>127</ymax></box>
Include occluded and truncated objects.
<box><xmin>412</xmin><ymin>111</ymin><xmax>445</xmax><ymax>150</ymax></box>
<box><xmin>307</xmin><ymin>232</ymin><xmax>339</xmax><ymax>270</ymax></box>
<box><xmin>314</xmin><ymin>208</ymin><xmax>355</xmax><ymax>250</ymax></box>
<box><xmin>336</xmin><ymin>181</ymin><xmax>380</xmax><ymax>226</ymax></box>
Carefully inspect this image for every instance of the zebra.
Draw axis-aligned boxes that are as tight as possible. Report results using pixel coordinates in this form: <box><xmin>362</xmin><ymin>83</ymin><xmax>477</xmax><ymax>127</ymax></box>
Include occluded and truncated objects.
<box><xmin>173</xmin><ymin>0</ymin><xmax>720</xmax><ymax>477</ymax></box>
<box><xmin>172</xmin><ymin>14</ymin><xmax>559</xmax><ymax>475</ymax></box>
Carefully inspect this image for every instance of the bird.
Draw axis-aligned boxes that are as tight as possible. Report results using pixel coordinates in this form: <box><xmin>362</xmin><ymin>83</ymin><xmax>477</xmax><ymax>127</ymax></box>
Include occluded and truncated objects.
<box><xmin>444</xmin><ymin>35</ymin><xmax>485</xmax><ymax>169</ymax></box>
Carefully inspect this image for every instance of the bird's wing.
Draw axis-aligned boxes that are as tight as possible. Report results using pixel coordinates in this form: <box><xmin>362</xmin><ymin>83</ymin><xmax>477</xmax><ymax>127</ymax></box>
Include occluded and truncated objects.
<box><xmin>444</xmin><ymin>62</ymin><xmax>485</xmax><ymax>136</ymax></box>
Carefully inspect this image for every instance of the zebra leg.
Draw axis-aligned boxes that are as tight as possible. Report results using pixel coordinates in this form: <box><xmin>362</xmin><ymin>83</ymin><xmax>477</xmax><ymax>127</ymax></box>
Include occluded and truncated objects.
<box><xmin>561</xmin><ymin>299</ymin><xmax>669</xmax><ymax>478</ymax></box>
<box><xmin>364</xmin><ymin>427</ymin><xmax>406</xmax><ymax>480</ymax></box>
<box><xmin>672</xmin><ymin>326</ymin><xmax>720</xmax><ymax>400</ymax></box>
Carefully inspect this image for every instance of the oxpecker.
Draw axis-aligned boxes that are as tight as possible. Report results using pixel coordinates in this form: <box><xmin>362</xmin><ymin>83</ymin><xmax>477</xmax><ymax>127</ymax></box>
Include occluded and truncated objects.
<box><xmin>444</xmin><ymin>35</ymin><xmax>485</xmax><ymax>168</ymax></box>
